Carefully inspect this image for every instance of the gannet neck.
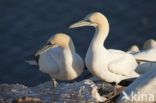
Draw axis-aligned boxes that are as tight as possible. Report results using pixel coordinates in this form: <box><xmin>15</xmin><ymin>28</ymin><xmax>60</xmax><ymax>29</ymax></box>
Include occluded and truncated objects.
<box><xmin>60</xmin><ymin>39</ymin><xmax>75</xmax><ymax>54</ymax></box>
<box><xmin>62</xmin><ymin>46</ymin><xmax>73</xmax><ymax>61</ymax></box>
<box><xmin>91</xmin><ymin>18</ymin><xmax>109</xmax><ymax>47</ymax></box>
<box><xmin>69</xmin><ymin>39</ymin><xmax>76</xmax><ymax>52</ymax></box>
<box><xmin>62</xmin><ymin>45</ymin><xmax>74</xmax><ymax>56</ymax></box>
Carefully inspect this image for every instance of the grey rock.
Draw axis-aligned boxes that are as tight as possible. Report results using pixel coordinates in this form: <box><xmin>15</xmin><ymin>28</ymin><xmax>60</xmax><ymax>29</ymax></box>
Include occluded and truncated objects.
<box><xmin>0</xmin><ymin>80</ymin><xmax>107</xmax><ymax>103</ymax></box>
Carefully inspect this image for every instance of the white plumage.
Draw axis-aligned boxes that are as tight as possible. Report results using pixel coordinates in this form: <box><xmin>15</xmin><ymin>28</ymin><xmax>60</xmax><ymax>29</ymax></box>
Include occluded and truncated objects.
<box><xmin>39</xmin><ymin>45</ymin><xmax>84</xmax><ymax>80</ymax></box>
<box><xmin>132</xmin><ymin>39</ymin><xmax>156</xmax><ymax>61</ymax></box>
<box><xmin>69</xmin><ymin>12</ymin><xmax>140</xmax><ymax>84</ymax></box>
<box><xmin>128</xmin><ymin>39</ymin><xmax>156</xmax><ymax>74</ymax></box>
<box><xmin>27</xmin><ymin>33</ymin><xmax>84</xmax><ymax>87</ymax></box>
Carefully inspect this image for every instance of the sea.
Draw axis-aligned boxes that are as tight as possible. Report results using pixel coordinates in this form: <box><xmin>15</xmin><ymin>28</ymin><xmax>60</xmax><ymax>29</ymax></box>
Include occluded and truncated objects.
<box><xmin>0</xmin><ymin>0</ymin><xmax>156</xmax><ymax>86</ymax></box>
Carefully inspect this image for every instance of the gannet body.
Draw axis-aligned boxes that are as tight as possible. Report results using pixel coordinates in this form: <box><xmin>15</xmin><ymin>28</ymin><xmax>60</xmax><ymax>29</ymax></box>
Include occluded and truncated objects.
<box><xmin>69</xmin><ymin>12</ymin><xmax>140</xmax><ymax>85</ymax></box>
<box><xmin>128</xmin><ymin>39</ymin><xmax>156</xmax><ymax>74</ymax></box>
<box><xmin>133</xmin><ymin>49</ymin><xmax>156</xmax><ymax>61</ymax></box>
<box><xmin>132</xmin><ymin>39</ymin><xmax>156</xmax><ymax>61</ymax></box>
<box><xmin>27</xmin><ymin>33</ymin><xmax>84</xmax><ymax>87</ymax></box>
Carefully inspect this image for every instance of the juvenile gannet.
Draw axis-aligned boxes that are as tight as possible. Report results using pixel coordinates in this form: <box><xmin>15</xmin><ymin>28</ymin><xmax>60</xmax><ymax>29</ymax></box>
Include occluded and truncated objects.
<box><xmin>69</xmin><ymin>12</ymin><xmax>140</xmax><ymax>96</ymax></box>
<box><xmin>26</xmin><ymin>33</ymin><xmax>84</xmax><ymax>88</ymax></box>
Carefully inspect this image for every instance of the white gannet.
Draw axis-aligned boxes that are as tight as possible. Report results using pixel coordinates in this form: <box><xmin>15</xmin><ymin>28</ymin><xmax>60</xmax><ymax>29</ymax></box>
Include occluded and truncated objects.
<box><xmin>26</xmin><ymin>33</ymin><xmax>84</xmax><ymax>88</ymax></box>
<box><xmin>128</xmin><ymin>39</ymin><xmax>156</xmax><ymax>74</ymax></box>
<box><xmin>69</xmin><ymin>12</ymin><xmax>140</xmax><ymax>96</ymax></box>
<box><xmin>132</xmin><ymin>39</ymin><xmax>156</xmax><ymax>62</ymax></box>
<box><xmin>143</xmin><ymin>39</ymin><xmax>156</xmax><ymax>50</ymax></box>
<box><xmin>127</xmin><ymin>45</ymin><xmax>140</xmax><ymax>54</ymax></box>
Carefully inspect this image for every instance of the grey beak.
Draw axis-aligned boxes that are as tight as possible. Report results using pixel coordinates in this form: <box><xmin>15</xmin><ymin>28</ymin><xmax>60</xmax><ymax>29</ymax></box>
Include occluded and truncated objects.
<box><xmin>35</xmin><ymin>44</ymin><xmax>55</xmax><ymax>56</ymax></box>
<box><xmin>69</xmin><ymin>20</ymin><xmax>92</xmax><ymax>28</ymax></box>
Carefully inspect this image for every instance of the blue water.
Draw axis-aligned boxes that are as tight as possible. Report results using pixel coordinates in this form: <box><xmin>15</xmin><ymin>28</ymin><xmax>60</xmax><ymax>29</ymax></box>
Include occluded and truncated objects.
<box><xmin>0</xmin><ymin>0</ymin><xmax>156</xmax><ymax>86</ymax></box>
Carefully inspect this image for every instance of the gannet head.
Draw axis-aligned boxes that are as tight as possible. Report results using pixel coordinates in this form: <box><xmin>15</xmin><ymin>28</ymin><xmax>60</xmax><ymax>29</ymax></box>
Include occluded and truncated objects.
<box><xmin>69</xmin><ymin>12</ymin><xmax>108</xmax><ymax>28</ymax></box>
<box><xmin>143</xmin><ymin>39</ymin><xmax>156</xmax><ymax>50</ymax></box>
<box><xmin>49</xmin><ymin>33</ymin><xmax>75</xmax><ymax>50</ymax></box>
<box><xmin>128</xmin><ymin>45</ymin><xmax>139</xmax><ymax>52</ymax></box>
<box><xmin>35</xmin><ymin>33</ymin><xmax>75</xmax><ymax>56</ymax></box>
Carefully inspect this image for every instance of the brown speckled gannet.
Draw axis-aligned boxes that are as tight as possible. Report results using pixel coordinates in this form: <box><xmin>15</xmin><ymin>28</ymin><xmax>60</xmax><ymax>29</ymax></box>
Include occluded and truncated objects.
<box><xmin>26</xmin><ymin>33</ymin><xmax>84</xmax><ymax>88</ymax></box>
<box><xmin>69</xmin><ymin>12</ymin><xmax>140</xmax><ymax>97</ymax></box>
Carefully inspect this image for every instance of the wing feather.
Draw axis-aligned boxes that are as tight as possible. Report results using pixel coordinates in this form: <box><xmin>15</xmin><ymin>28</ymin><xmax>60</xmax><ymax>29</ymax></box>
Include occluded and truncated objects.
<box><xmin>108</xmin><ymin>50</ymin><xmax>137</xmax><ymax>76</ymax></box>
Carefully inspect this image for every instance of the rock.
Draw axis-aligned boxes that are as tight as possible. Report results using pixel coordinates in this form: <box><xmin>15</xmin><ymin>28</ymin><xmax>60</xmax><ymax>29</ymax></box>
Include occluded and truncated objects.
<box><xmin>0</xmin><ymin>80</ymin><xmax>107</xmax><ymax>103</ymax></box>
<box><xmin>0</xmin><ymin>83</ymin><xmax>39</xmax><ymax>103</ymax></box>
<box><xmin>117</xmin><ymin>69</ymin><xmax>156</xmax><ymax>103</ymax></box>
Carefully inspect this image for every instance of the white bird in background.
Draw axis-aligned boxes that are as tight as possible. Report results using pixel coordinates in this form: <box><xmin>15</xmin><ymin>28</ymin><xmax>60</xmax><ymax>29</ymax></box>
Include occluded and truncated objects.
<box><xmin>128</xmin><ymin>39</ymin><xmax>156</xmax><ymax>74</ymax></box>
<box><xmin>127</xmin><ymin>45</ymin><xmax>140</xmax><ymax>54</ymax></box>
<box><xmin>26</xmin><ymin>33</ymin><xmax>84</xmax><ymax>88</ymax></box>
<box><xmin>143</xmin><ymin>39</ymin><xmax>156</xmax><ymax>50</ymax></box>
<box><xmin>132</xmin><ymin>39</ymin><xmax>156</xmax><ymax>62</ymax></box>
<box><xmin>69</xmin><ymin>12</ymin><xmax>140</xmax><ymax>96</ymax></box>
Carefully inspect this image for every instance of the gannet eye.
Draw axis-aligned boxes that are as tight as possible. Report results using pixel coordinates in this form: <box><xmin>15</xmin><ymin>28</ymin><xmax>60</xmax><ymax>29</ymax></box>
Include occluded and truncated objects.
<box><xmin>47</xmin><ymin>42</ymin><xmax>52</xmax><ymax>45</ymax></box>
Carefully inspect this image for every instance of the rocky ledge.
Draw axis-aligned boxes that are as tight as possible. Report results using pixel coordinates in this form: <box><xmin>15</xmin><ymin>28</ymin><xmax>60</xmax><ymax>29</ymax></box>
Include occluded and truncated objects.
<box><xmin>0</xmin><ymin>78</ymin><xmax>124</xmax><ymax>103</ymax></box>
<box><xmin>0</xmin><ymin>69</ymin><xmax>156</xmax><ymax>103</ymax></box>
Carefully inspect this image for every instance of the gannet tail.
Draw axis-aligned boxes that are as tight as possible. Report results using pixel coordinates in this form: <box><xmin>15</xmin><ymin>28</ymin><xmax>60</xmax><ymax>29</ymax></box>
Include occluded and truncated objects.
<box><xmin>25</xmin><ymin>60</ymin><xmax>38</xmax><ymax>66</ymax></box>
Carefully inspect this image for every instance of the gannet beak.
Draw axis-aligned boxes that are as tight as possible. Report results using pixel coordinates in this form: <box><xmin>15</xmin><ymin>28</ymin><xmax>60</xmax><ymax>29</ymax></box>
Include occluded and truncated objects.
<box><xmin>35</xmin><ymin>44</ymin><xmax>54</xmax><ymax>56</ymax></box>
<box><xmin>69</xmin><ymin>20</ymin><xmax>92</xmax><ymax>28</ymax></box>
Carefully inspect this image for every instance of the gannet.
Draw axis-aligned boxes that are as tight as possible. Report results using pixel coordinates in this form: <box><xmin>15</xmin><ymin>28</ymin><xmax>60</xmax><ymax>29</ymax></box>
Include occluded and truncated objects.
<box><xmin>127</xmin><ymin>45</ymin><xmax>140</xmax><ymax>54</ymax></box>
<box><xmin>26</xmin><ymin>33</ymin><xmax>84</xmax><ymax>88</ymax></box>
<box><xmin>69</xmin><ymin>12</ymin><xmax>140</xmax><ymax>96</ymax></box>
<box><xmin>143</xmin><ymin>39</ymin><xmax>156</xmax><ymax>50</ymax></box>
<box><xmin>128</xmin><ymin>39</ymin><xmax>156</xmax><ymax>74</ymax></box>
<box><xmin>132</xmin><ymin>39</ymin><xmax>156</xmax><ymax>61</ymax></box>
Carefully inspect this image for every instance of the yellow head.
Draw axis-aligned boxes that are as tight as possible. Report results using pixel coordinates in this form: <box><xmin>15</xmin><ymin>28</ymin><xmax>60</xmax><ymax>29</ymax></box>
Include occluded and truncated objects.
<box><xmin>35</xmin><ymin>33</ymin><xmax>75</xmax><ymax>56</ymax></box>
<box><xmin>143</xmin><ymin>39</ymin><xmax>156</xmax><ymax>50</ymax></box>
<box><xmin>69</xmin><ymin>12</ymin><xmax>108</xmax><ymax>28</ymax></box>
<box><xmin>48</xmin><ymin>33</ymin><xmax>75</xmax><ymax>50</ymax></box>
<box><xmin>129</xmin><ymin>45</ymin><xmax>139</xmax><ymax>52</ymax></box>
